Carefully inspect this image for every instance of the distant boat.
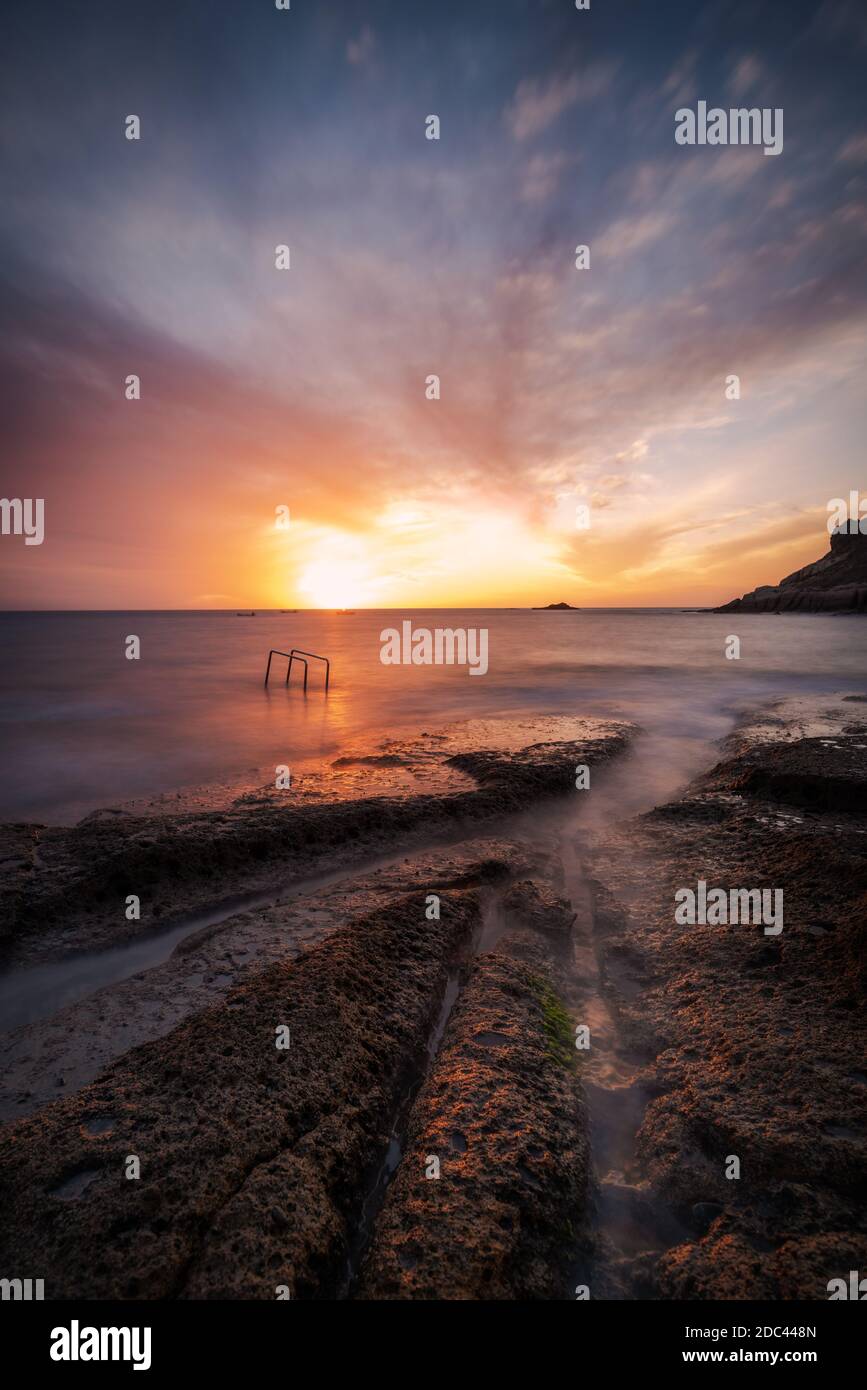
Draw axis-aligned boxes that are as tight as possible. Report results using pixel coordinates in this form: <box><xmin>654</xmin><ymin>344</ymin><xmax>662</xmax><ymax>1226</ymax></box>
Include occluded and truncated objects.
<box><xmin>236</xmin><ymin>611</ymin><xmax>256</xmax><ymax>616</ymax></box>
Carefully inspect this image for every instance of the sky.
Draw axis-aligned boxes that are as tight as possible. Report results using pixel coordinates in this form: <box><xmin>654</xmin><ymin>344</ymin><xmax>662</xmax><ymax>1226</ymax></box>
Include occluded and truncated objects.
<box><xmin>1</xmin><ymin>0</ymin><xmax>866</xmax><ymax>609</ymax></box>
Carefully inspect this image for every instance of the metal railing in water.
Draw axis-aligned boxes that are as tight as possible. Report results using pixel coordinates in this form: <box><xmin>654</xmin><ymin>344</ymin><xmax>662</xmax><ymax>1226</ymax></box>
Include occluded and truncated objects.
<box><xmin>264</xmin><ymin>648</ymin><xmax>330</xmax><ymax>693</ymax></box>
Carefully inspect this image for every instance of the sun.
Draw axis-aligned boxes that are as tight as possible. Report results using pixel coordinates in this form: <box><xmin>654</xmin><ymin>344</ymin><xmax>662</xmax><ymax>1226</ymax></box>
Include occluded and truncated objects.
<box><xmin>298</xmin><ymin>556</ymin><xmax>370</xmax><ymax>608</ymax></box>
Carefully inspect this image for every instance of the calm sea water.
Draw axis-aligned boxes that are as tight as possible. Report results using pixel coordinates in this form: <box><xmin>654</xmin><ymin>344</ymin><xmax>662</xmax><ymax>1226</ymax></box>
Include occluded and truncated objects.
<box><xmin>1</xmin><ymin>609</ymin><xmax>865</xmax><ymax>825</ymax></box>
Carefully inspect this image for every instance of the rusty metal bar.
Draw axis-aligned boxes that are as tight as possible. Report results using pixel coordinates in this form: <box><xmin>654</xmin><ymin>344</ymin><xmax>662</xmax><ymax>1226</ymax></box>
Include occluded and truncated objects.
<box><xmin>288</xmin><ymin>648</ymin><xmax>330</xmax><ymax>692</ymax></box>
<box><xmin>264</xmin><ymin>649</ymin><xmax>292</xmax><ymax>686</ymax></box>
<box><xmin>287</xmin><ymin>653</ymin><xmax>308</xmax><ymax>691</ymax></box>
<box><xmin>264</xmin><ymin>648</ymin><xmax>329</xmax><ymax>693</ymax></box>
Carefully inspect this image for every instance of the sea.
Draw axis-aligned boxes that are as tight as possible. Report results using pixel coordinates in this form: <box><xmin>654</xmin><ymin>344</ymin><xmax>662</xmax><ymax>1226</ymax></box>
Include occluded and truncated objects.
<box><xmin>1</xmin><ymin>608</ymin><xmax>865</xmax><ymax>825</ymax></box>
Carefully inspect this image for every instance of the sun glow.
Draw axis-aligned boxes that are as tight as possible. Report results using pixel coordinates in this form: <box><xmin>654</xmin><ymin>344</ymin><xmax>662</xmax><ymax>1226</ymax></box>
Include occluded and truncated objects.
<box><xmin>298</xmin><ymin>552</ymin><xmax>372</xmax><ymax>608</ymax></box>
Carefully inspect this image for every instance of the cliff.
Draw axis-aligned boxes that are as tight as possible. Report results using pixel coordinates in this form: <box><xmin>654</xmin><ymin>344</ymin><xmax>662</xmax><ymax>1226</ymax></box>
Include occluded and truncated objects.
<box><xmin>715</xmin><ymin>524</ymin><xmax>867</xmax><ymax>613</ymax></box>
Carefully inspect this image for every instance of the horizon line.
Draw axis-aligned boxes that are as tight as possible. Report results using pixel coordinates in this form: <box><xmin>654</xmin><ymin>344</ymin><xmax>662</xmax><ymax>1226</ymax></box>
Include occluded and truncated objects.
<box><xmin>0</xmin><ymin>604</ymin><xmax>716</xmax><ymax>614</ymax></box>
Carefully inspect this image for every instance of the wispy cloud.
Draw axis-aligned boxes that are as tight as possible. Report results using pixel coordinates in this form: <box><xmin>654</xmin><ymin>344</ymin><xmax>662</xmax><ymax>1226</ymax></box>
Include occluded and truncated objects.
<box><xmin>597</xmin><ymin>212</ymin><xmax>675</xmax><ymax>259</ymax></box>
<box><xmin>519</xmin><ymin>152</ymin><xmax>574</xmax><ymax>203</ymax></box>
<box><xmin>505</xmin><ymin>64</ymin><xmax>617</xmax><ymax>141</ymax></box>
<box><xmin>838</xmin><ymin>133</ymin><xmax>867</xmax><ymax>162</ymax></box>
<box><xmin>729</xmin><ymin>54</ymin><xmax>765</xmax><ymax>98</ymax></box>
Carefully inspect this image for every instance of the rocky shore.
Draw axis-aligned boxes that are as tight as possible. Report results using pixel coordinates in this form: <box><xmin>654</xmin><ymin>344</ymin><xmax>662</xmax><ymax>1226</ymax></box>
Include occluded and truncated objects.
<box><xmin>0</xmin><ymin>716</ymin><xmax>630</xmax><ymax>971</ymax></box>
<box><xmin>358</xmin><ymin>930</ymin><xmax>585</xmax><ymax>1300</ymax></box>
<box><xmin>584</xmin><ymin>693</ymin><xmax>867</xmax><ymax>1299</ymax></box>
<box><xmin>0</xmin><ymin>701</ymin><xmax>864</xmax><ymax>1300</ymax></box>
<box><xmin>0</xmin><ymin>716</ymin><xmax>625</xmax><ymax>1299</ymax></box>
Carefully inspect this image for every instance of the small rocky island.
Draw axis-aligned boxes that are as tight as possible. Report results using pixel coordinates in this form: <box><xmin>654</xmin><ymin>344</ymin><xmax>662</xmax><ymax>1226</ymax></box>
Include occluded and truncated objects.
<box><xmin>532</xmin><ymin>601</ymin><xmax>580</xmax><ymax>610</ymax></box>
<box><xmin>715</xmin><ymin>523</ymin><xmax>866</xmax><ymax>613</ymax></box>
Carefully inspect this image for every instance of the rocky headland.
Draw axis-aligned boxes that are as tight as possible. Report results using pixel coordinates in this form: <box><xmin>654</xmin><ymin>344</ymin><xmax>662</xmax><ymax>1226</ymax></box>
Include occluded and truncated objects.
<box><xmin>715</xmin><ymin>524</ymin><xmax>867</xmax><ymax>613</ymax></box>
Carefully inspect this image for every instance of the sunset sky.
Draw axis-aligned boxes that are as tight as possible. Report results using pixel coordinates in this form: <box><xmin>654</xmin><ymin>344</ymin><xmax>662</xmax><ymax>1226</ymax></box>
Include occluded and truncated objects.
<box><xmin>1</xmin><ymin>0</ymin><xmax>866</xmax><ymax>610</ymax></box>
